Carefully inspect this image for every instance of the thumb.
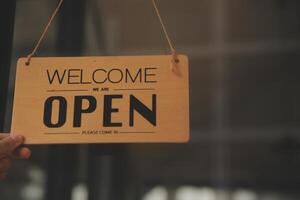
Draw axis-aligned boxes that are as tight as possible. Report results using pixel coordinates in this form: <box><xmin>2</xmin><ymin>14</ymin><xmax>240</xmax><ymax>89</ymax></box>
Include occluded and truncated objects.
<box><xmin>0</xmin><ymin>135</ymin><xmax>24</xmax><ymax>157</ymax></box>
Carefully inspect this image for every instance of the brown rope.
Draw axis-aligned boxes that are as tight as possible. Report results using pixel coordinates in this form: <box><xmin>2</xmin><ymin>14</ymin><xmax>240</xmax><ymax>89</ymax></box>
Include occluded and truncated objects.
<box><xmin>151</xmin><ymin>0</ymin><xmax>179</xmax><ymax>64</ymax></box>
<box><xmin>26</xmin><ymin>0</ymin><xmax>179</xmax><ymax>66</ymax></box>
<box><xmin>26</xmin><ymin>0</ymin><xmax>64</xmax><ymax>65</ymax></box>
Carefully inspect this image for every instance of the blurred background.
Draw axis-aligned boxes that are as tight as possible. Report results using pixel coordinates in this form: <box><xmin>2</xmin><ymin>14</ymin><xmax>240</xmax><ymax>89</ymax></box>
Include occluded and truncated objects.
<box><xmin>0</xmin><ymin>0</ymin><xmax>300</xmax><ymax>199</ymax></box>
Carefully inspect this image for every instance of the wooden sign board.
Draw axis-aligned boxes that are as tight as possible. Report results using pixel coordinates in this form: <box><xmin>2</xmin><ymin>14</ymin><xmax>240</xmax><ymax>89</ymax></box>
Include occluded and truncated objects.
<box><xmin>11</xmin><ymin>55</ymin><xmax>190</xmax><ymax>144</ymax></box>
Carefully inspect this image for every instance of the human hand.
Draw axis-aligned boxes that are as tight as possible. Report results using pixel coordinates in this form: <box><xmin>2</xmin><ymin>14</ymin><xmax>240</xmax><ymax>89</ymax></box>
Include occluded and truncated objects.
<box><xmin>0</xmin><ymin>134</ymin><xmax>31</xmax><ymax>180</ymax></box>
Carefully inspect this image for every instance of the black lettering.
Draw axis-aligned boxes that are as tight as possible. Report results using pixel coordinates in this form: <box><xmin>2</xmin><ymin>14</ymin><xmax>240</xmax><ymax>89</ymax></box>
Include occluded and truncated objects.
<box><xmin>47</xmin><ymin>70</ymin><xmax>66</xmax><ymax>84</ymax></box>
<box><xmin>125</xmin><ymin>68</ymin><xmax>142</xmax><ymax>83</ymax></box>
<box><xmin>73</xmin><ymin>96</ymin><xmax>97</xmax><ymax>127</ymax></box>
<box><xmin>80</xmin><ymin>69</ymin><xmax>92</xmax><ymax>84</ymax></box>
<box><xmin>43</xmin><ymin>96</ymin><xmax>67</xmax><ymax>128</ymax></box>
<box><xmin>108</xmin><ymin>69</ymin><xmax>123</xmax><ymax>84</ymax></box>
<box><xmin>130</xmin><ymin>94</ymin><xmax>156</xmax><ymax>126</ymax></box>
<box><xmin>145</xmin><ymin>68</ymin><xmax>157</xmax><ymax>83</ymax></box>
<box><xmin>103</xmin><ymin>95</ymin><xmax>123</xmax><ymax>127</ymax></box>
<box><xmin>92</xmin><ymin>69</ymin><xmax>107</xmax><ymax>84</ymax></box>
<box><xmin>68</xmin><ymin>69</ymin><xmax>80</xmax><ymax>84</ymax></box>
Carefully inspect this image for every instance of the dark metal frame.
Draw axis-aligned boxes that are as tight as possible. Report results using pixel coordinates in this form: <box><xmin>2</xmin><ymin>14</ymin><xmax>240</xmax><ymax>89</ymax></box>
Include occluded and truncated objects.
<box><xmin>0</xmin><ymin>0</ymin><xmax>16</xmax><ymax>132</ymax></box>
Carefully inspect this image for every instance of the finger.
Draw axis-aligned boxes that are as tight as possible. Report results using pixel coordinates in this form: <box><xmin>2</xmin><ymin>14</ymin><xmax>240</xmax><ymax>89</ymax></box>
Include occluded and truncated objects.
<box><xmin>0</xmin><ymin>135</ymin><xmax>24</xmax><ymax>156</ymax></box>
<box><xmin>0</xmin><ymin>134</ymin><xmax>9</xmax><ymax>140</ymax></box>
<box><xmin>13</xmin><ymin>147</ymin><xmax>31</xmax><ymax>159</ymax></box>
<box><xmin>0</xmin><ymin>158</ymin><xmax>11</xmax><ymax>172</ymax></box>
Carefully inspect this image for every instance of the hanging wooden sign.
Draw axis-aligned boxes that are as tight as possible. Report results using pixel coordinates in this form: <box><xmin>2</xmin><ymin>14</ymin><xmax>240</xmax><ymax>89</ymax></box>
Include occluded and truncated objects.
<box><xmin>11</xmin><ymin>55</ymin><xmax>190</xmax><ymax>144</ymax></box>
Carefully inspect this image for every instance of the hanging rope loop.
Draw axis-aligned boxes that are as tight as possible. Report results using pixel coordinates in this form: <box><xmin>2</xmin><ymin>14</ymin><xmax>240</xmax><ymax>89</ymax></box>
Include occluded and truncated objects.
<box><xmin>26</xmin><ymin>0</ymin><xmax>179</xmax><ymax>68</ymax></box>
<box><xmin>150</xmin><ymin>0</ymin><xmax>179</xmax><ymax>66</ymax></box>
<box><xmin>26</xmin><ymin>0</ymin><xmax>64</xmax><ymax>65</ymax></box>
